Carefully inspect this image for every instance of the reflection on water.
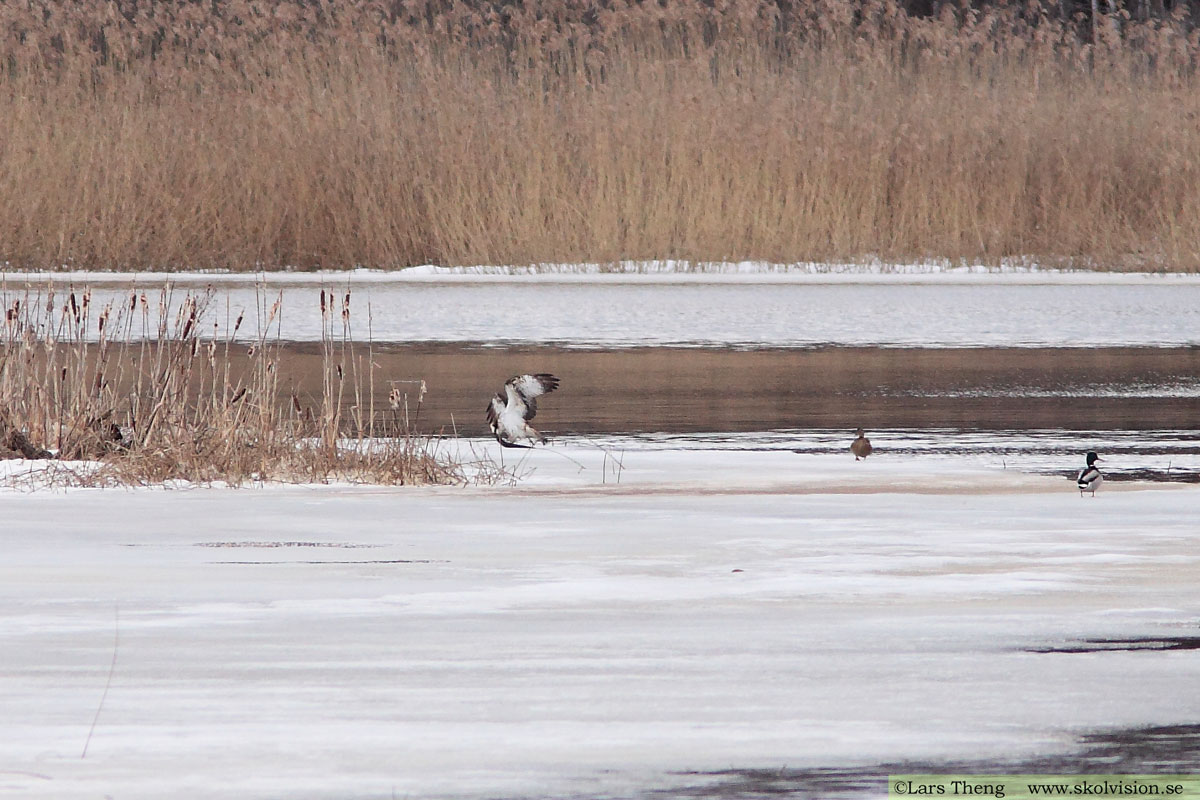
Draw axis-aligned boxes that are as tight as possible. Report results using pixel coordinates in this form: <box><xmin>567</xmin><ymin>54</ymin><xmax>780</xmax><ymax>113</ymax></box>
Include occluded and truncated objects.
<box><xmin>899</xmin><ymin>381</ymin><xmax>1200</xmax><ymax>399</ymax></box>
<box><xmin>275</xmin><ymin>344</ymin><xmax>1200</xmax><ymax>436</ymax></box>
<box><xmin>320</xmin><ymin>343</ymin><xmax>1194</xmax><ymax>481</ymax></box>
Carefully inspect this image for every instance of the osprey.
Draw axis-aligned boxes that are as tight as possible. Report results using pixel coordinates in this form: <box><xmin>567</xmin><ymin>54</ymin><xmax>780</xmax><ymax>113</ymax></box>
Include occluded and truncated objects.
<box><xmin>486</xmin><ymin>373</ymin><xmax>561</xmax><ymax>448</ymax></box>
<box><xmin>1076</xmin><ymin>451</ymin><xmax>1103</xmax><ymax>497</ymax></box>
<box><xmin>851</xmin><ymin>428</ymin><xmax>873</xmax><ymax>461</ymax></box>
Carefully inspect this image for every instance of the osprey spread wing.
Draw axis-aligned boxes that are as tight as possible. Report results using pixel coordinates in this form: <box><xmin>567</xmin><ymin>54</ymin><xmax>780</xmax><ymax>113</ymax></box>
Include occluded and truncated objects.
<box><xmin>486</xmin><ymin>373</ymin><xmax>560</xmax><ymax>448</ymax></box>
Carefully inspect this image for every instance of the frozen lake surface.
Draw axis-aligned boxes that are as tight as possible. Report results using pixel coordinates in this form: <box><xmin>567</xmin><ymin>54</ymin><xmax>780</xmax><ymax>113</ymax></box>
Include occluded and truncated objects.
<box><xmin>6</xmin><ymin>271</ymin><xmax>1200</xmax><ymax>347</ymax></box>
<box><xmin>2</xmin><ymin>267</ymin><xmax>1197</xmax><ymax>797</ymax></box>
<box><xmin>1</xmin><ymin>446</ymin><xmax>1198</xmax><ymax>799</ymax></box>
<box><xmin>554</xmin><ymin>429</ymin><xmax>1200</xmax><ymax>484</ymax></box>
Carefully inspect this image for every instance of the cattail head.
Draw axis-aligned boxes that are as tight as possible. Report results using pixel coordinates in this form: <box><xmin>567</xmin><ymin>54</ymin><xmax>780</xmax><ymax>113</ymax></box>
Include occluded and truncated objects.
<box><xmin>182</xmin><ymin>305</ymin><xmax>197</xmax><ymax>340</ymax></box>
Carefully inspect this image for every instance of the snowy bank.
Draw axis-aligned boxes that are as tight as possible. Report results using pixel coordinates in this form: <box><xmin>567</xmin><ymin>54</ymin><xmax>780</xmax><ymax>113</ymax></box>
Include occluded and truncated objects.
<box><xmin>1</xmin><ymin>447</ymin><xmax>1197</xmax><ymax>799</ymax></box>
<box><xmin>7</xmin><ymin>261</ymin><xmax>1200</xmax><ymax>286</ymax></box>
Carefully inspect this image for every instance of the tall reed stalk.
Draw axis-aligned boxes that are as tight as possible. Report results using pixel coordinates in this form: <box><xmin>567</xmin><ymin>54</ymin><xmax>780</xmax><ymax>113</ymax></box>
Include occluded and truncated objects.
<box><xmin>2</xmin><ymin>1</ymin><xmax>1200</xmax><ymax>271</ymax></box>
<box><xmin>0</xmin><ymin>283</ymin><xmax>465</xmax><ymax>486</ymax></box>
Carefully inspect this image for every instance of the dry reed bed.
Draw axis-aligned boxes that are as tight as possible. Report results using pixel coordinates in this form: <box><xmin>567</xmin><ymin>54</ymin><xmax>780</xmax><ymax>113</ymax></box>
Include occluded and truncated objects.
<box><xmin>0</xmin><ymin>284</ymin><xmax>475</xmax><ymax>487</ymax></box>
<box><xmin>2</xmin><ymin>1</ymin><xmax>1200</xmax><ymax>270</ymax></box>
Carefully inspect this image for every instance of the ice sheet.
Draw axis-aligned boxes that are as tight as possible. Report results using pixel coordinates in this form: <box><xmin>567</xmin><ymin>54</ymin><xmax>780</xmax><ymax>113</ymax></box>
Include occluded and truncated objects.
<box><xmin>1</xmin><ymin>446</ymin><xmax>1197</xmax><ymax>799</ymax></box>
<box><xmin>5</xmin><ymin>269</ymin><xmax>1200</xmax><ymax>347</ymax></box>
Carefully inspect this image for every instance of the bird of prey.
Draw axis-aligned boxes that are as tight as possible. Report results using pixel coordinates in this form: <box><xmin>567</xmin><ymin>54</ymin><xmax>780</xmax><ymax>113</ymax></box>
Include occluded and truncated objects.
<box><xmin>486</xmin><ymin>373</ymin><xmax>561</xmax><ymax>448</ymax></box>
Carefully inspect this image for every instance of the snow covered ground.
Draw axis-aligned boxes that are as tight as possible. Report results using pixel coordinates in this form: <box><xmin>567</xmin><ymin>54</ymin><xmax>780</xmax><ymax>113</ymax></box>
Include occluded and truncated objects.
<box><xmin>2</xmin><ymin>264</ymin><xmax>1197</xmax><ymax>796</ymax></box>
<box><xmin>5</xmin><ymin>267</ymin><xmax>1200</xmax><ymax>347</ymax></box>
<box><xmin>7</xmin><ymin>260</ymin><xmax>1200</xmax><ymax>282</ymax></box>
<box><xmin>2</xmin><ymin>444</ymin><xmax>1198</xmax><ymax>799</ymax></box>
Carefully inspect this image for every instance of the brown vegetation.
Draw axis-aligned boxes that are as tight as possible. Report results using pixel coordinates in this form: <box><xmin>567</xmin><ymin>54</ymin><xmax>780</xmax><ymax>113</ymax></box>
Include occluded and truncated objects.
<box><xmin>2</xmin><ymin>1</ymin><xmax>1200</xmax><ymax>271</ymax></box>
<box><xmin>0</xmin><ymin>284</ymin><xmax>472</xmax><ymax>486</ymax></box>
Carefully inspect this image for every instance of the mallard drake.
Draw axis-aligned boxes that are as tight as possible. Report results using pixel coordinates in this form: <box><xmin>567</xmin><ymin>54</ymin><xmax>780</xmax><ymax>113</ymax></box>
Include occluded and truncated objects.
<box><xmin>1076</xmin><ymin>451</ymin><xmax>1103</xmax><ymax>497</ymax></box>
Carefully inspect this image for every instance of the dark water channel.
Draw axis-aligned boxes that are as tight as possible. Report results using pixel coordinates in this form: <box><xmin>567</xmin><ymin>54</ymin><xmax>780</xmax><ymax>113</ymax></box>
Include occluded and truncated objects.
<box><xmin>274</xmin><ymin>342</ymin><xmax>1200</xmax><ymax>481</ymax></box>
<box><xmin>285</xmin><ymin>343</ymin><xmax>1200</xmax><ymax>435</ymax></box>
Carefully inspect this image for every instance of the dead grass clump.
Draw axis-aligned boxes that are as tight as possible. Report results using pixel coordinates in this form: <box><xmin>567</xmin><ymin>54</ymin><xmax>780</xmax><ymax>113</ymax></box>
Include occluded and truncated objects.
<box><xmin>2</xmin><ymin>2</ymin><xmax>1200</xmax><ymax>270</ymax></box>
<box><xmin>0</xmin><ymin>284</ymin><xmax>474</xmax><ymax>487</ymax></box>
